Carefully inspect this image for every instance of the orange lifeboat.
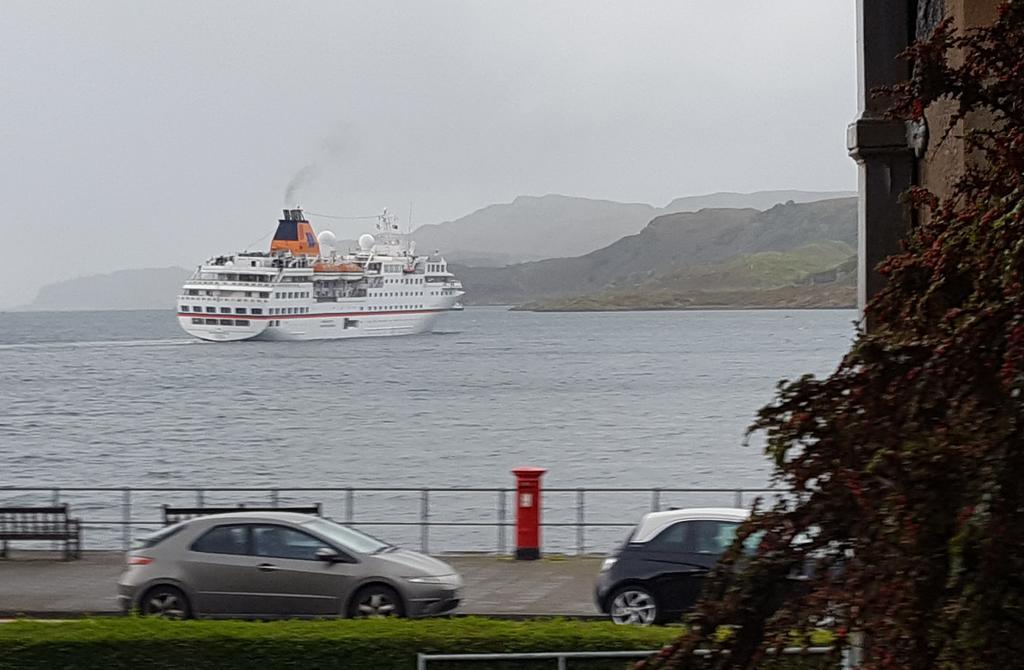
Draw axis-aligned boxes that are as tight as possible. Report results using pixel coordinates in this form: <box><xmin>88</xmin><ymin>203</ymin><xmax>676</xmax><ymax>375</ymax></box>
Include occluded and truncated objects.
<box><xmin>314</xmin><ymin>261</ymin><xmax>363</xmax><ymax>274</ymax></box>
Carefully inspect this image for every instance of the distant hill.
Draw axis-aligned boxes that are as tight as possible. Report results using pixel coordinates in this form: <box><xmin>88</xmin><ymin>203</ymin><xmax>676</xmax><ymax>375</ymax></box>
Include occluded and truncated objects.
<box><xmin>410</xmin><ymin>195</ymin><xmax>657</xmax><ymax>264</ymax></box>
<box><xmin>411</xmin><ymin>190</ymin><xmax>854</xmax><ymax>264</ymax></box>
<box><xmin>19</xmin><ymin>193</ymin><xmax>858</xmax><ymax>312</ymax></box>
<box><xmin>21</xmin><ymin>267</ymin><xmax>191</xmax><ymax>311</ymax></box>
<box><xmin>453</xmin><ymin>197</ymin><xmax>858</xmax><ymax>306</ymax></box>
<box><xmin>517</xmin><ymin>241</ymin><xmax>856</xmax><ymax>311</ymax></box>
<box><xmin>662</xmin><ymin>190</ymin><xmax>855</xmax><ymax>214</ymax></box>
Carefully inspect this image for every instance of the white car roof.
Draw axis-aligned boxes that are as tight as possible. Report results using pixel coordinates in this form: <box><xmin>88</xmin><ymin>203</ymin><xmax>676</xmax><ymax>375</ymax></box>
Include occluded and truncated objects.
<box><xmin>631</xmin><ymin>507</ymin><xmax>749</xmax><ymax>544</ymax></box>
<box><xmin>187</xmin><ymin>511</ymin><xmax>319</xmax><ymax>524</ymax></box>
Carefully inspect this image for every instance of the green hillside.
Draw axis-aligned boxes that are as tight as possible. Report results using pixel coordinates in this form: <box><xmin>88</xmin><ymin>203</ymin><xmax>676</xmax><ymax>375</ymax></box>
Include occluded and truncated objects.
<box><xmin>456</xmin><ymin>197</ymin><xmax>857</xmax><ymax>307</ymax></box>
<box><xmin>650</xmin><ymin>240</ymin><xmax>854</xmax><ymax>290</ymax></box>
<box><xmin>516</xmin><ymin>241</ymin><xmax>856</xmax><ymax>311</ymax></box>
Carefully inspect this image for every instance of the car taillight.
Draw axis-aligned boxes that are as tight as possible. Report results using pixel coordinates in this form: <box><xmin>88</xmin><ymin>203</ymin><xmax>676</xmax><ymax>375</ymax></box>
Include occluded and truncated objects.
<box><xmin>128</xmin><ymin>556</ymin><xmax>153</xmax><ymax>566</ymax></box>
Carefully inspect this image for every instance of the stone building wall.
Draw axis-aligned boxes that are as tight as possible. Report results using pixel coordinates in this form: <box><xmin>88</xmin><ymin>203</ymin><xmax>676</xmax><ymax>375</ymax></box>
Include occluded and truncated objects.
<box><xmin>850</xmin><ymin>0</ymin><xmax>1001</xmax><ymax>315</ymax></box>
<box><xmin>917</xmin><ymin>0</ymin><xmax>1000</xmax><ymax>203</ymax></box>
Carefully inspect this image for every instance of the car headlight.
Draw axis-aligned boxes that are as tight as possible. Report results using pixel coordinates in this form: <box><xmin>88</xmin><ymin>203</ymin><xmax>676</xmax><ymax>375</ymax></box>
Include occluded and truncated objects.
<box><xmin>405</xmin><ymin>574</ymin><xmax>458</xmax><ymax>585</ymax></box>
<box><xmin>600</xmin><ymin>557</ymin><xmax>617</xmax><ymax>572</ymax></box>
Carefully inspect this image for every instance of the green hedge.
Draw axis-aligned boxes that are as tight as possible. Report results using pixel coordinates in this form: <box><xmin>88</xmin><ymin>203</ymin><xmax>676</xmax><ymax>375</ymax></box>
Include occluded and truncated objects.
<box><xmin>0</xmin><ymin>617</ymin><xmax>836</xmax><ymax>670</ymax></box>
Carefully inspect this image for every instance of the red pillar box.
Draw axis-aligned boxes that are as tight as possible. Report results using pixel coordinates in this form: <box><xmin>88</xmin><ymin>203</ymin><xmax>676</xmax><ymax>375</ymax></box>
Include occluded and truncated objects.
<box><xmin>512</xmin><ymin>467</ymin><xmax>547</xmax><ymax>560</ymax></box>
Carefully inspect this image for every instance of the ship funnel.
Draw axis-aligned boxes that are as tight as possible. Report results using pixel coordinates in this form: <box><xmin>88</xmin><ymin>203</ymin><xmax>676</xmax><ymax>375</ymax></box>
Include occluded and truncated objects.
<box><xmin>270</xmin><ymin>207</ymin><xmax>320</xmax><ymax>256</ymax></box>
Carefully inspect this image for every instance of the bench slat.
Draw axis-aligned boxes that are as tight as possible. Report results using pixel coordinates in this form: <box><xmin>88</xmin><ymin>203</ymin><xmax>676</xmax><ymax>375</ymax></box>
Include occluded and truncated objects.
<box><xmin>0</xmin><ymin>505</ymin><xmax>81</xmax><ymax>559</ymax></box>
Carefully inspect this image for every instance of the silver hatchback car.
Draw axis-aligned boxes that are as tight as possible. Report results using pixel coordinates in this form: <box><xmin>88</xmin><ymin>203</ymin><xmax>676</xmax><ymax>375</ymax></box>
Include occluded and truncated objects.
<box><xmin>117</xmin><ymin>512</ymin><xmax>462</xmax><ymax>619</ymax></box>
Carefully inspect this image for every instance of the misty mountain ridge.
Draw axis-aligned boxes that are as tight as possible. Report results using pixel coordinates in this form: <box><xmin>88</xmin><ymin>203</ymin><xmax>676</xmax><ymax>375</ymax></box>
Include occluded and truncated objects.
<box><xmin>17</xmin><ymin>193</ymin><xmax>857</xmax><ymax>312</ymax></box>
<box><xmin>453</xmin><ymin>197</ymin><xmax>857</xmax><ymax>306</ymax></box>
<box><xmin>662</xmin><ymin>189</ymin><xmax>856</xmax><ymax>214</ymax></box>
<box><xmin>16</xmin><ymin>267</ymin><xmax>192</xmax><ymax>312</ymax></box>
<box><xmin>410</xmin><ymin>189</ymin><xmax>854</xmax><ymax>265</ymax></box>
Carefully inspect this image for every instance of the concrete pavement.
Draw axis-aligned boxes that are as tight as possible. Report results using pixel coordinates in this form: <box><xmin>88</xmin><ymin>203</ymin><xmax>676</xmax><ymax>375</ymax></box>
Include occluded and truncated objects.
<box><xmin>0</xmin><ymin>551</ymin><xmax>604</xmax><ymax>618</ymax></box>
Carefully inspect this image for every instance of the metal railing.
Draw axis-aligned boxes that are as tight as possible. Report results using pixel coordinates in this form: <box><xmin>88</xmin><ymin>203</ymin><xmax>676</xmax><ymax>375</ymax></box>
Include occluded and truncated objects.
<box><xmin>0</xmin><ymin>486</ymin><xmax>780</xmax><ymax>554</ymax></box>
<box><xmin>417</xmin><ymin>647</ymin><xmax>837</xmax><ymax>669</ymax></box>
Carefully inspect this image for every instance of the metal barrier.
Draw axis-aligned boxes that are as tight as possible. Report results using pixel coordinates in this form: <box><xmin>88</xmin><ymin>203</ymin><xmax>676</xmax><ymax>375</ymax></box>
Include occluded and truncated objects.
<box><xmin>416</xmin><ymin>647</ymin><xmax>836</xmax><ymax>669</ymax></box>
<box><xmin>0</xmin><ymin>486</ymin><xmax>779</xmax><ymax>554</ymax></box>
<box><xmin>417</xmin><ymin>650</ymin><xmax>654</xmax><ymax>669</ymax></box>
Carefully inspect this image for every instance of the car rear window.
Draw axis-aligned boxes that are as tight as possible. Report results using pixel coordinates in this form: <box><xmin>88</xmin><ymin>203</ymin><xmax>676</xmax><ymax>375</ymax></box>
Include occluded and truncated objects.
<box><xmin>133</xmin><ymin>523</ymin><xmax>185</xmax><ymax>549</ymax></box>
<box><xmin>191</xmin><ymin>525</ymin><xmax>251</xmax><ymax>555</ymax></box>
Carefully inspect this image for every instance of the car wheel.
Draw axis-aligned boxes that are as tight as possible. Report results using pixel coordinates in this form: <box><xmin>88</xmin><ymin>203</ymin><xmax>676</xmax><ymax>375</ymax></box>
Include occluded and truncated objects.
<box><xmin>609</xmin><ymin>586</ymin><xmax>659</xmax><ymax>625</ymax></box>
<box><xmin>140</xmin><ymin>585</ymin><xmax>191</xmax><ymax>619</ymax></box>
<box><xmin>348</xmin><ymin>584</ymin><xmax>405</xmax><ymax>618</ymax></box>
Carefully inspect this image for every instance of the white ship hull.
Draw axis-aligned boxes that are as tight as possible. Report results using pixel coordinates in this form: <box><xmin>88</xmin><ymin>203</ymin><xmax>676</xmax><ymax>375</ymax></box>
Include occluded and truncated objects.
<box><xmin>178</xmin><ymin>301</ymin><xmax>458</xmax><ymax>343</ymax></box>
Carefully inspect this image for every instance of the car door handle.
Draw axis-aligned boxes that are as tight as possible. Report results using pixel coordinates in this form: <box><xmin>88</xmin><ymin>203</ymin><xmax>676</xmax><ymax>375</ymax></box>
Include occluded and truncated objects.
<box><xmin>257</xmin><ymin>563</ymin><xmax>279</xmax><ymax>572</ymax></box>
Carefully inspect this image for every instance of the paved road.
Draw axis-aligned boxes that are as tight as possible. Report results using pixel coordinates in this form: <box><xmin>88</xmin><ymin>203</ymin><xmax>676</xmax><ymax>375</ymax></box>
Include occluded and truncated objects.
<box><xmin>0</xmin><ymin>551</ymin><xmax>604</xmax><ymax>618</ymax></box>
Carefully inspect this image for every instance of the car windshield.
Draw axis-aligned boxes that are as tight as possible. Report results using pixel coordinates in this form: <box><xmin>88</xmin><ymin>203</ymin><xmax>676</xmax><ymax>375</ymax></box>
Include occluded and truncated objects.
<box><xmin>302</xmin><ymin>517</ymin><xmax>390</xmax><ymax>555</ymax></box>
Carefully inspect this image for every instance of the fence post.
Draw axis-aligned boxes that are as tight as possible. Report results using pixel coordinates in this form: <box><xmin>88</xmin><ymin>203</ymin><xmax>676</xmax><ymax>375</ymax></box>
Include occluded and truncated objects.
<box><xmin>420</xmin><ymin>489</ymin><xmax>430</xmax><ymax>554</ymax></box>
<box><xmin>196</xmin><ymin>489</ymin><xmax>205</xmax><ymax>508</ymax></box>
<box><xmin>576</xmin><ymin>488</ymin><xmax>585</xmax><ymax>555</ymax></box>
<box><xmin>734</xmin><ymin>490</ymin><xmax>743</xmax><ymax>508</ymax></box>
<box><xmin>51</xmin><ymin>488</ymin><xmax>61</xmax><ymax>551</ymax></box>
<box><xmin>345</xmin><ymin>488</ymin><xmax>354</xmax><ymax>525</ymax></box>
<box><xmin>270</xmin><ymin>489</ymin><xmax>280</xmax><ymax>507</ymax></box>
<box><xmin>497</xmin><ymin>489</ymin><xmax>507</xmax><ymax>554</ymax></box>
<box><xmin>557</xmin><ymin>654</ymin><xmax>568</xmax><ymax>670</ymax></box>
<box><xmin>842</xmin><ymin>630</ymin><xmax>865</xmax><ymax>669</ymax></box>
<box><xmin>651</xmin><ymin>488</ymin><xmax>661</xmax><ymax>512</ymax></box>
<box><xmin>121</xmin><ymin>487</ymin><xmax>132</xmax><ymax>551</ymax></box>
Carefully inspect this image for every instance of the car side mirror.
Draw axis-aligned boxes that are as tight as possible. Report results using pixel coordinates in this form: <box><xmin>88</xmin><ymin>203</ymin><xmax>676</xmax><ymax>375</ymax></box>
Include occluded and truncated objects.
<box><xmin>316</xmin><ymin>547</ymin><xmax>341</xmax><ymax>562</ymax></box>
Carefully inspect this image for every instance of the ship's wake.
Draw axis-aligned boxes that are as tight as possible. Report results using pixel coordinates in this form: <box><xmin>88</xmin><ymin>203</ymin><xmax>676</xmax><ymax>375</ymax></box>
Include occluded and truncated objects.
<box><xmin>0</xmin><ymin>338</ymin><xmax>197</xmax><ymax>351</ymax></box>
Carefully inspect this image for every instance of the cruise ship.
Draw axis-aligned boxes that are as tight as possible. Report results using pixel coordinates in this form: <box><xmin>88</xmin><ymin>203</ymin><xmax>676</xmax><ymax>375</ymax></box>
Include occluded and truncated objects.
<box><xmin>177</xmin><ymin>208</ymin><xmax>464</xmax><ymax>342</ymax></box>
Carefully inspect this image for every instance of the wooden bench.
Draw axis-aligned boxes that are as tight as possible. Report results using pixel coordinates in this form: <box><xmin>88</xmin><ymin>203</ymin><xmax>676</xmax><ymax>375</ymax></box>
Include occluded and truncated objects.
<box><xmin>162</xmin><ymin>504</ymin><xmax>322</xmax><ymax>526</ymax></box>
<box><xmin>0</xmin><ymin>505</ymin><xmax>82</xmax><ymax>560</ymax></box>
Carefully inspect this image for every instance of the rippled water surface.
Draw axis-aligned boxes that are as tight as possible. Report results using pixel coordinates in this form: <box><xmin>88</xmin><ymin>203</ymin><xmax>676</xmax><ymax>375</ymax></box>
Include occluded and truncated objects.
<box><xmin>0</xmin><ymin>307</ymin><xmax>855</xmax><ymax>550</ymax></box>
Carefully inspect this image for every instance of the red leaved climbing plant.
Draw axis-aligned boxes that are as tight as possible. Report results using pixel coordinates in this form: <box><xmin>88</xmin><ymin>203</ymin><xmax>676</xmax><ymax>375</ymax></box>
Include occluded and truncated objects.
<box><xmin>644</xmin><ymin>4</ymin><xmax>1024</xmax><ymax>668</ymax></box>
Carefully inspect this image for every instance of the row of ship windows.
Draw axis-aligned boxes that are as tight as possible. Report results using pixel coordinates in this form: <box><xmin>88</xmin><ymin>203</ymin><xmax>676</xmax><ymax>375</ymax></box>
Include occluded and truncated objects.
<box><xmin>383</xmin><ymin>277</ymin><xmax>423</xmax><ymax>285</ymax></box>
<box><xmin>185</xmin><ymin>289</ymin><xmax>310</xmax><ymax>299</ymax></box>
<box><xmin>191</xmin><ymin>318</ymin><xmax>251</xmax><ymax>327</ymax></box>
<box><xmin>367</xmin><ymin>305</ymin><xmax>423</xmax><ymax>311</ymax></box>
<box><xmin>188</xmin><ymin>289</ymin><xmax>271</xmax><ymax>298</ymax></box>
<box><xmin>182</xmin><ymin>306</ymin><xmax>264</xmax><ymax>315</ymax></box>
<box><xmin>180</xmin><ymin>304</ymin><xmax>324</xmax><ymax>315</ymax></box>
<box><xmin>368</xmin><ymin>291</ymin><xmax>454</xmax><ymax>297</ymax></box>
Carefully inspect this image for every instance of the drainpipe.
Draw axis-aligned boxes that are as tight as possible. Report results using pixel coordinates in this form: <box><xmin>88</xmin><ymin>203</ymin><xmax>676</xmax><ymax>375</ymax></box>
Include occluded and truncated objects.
<box><xmin>847</xmin><ymin>0</ymin><xmax>916</xmax><ymax>329</ymax></box>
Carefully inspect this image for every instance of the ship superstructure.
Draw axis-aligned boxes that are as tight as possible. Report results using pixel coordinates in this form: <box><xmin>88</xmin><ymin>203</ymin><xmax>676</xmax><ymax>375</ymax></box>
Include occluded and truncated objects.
<box><xmin>177</xmin><ymin>208</ymin><xmax>463</xmax><ymax>342</ymax></box>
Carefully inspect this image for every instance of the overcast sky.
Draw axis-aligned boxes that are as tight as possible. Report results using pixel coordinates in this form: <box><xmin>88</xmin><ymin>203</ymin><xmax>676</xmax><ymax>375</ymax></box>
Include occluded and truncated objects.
<box><xmin>0</xmin><ymin>1</ymin><xmax>857</xmax><ymax>308</ymax></box>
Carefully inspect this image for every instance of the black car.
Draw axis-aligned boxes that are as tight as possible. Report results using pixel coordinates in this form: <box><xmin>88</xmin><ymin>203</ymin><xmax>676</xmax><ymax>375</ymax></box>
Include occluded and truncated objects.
<box><xmin>595</xmin><ymin>507</ymin><xmax>750</xmax><ymax>625</ymax></box>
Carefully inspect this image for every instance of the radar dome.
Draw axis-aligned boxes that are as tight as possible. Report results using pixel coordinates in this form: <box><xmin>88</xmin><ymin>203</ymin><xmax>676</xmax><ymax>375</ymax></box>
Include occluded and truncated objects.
<box><xmin>317</xmin><ymin>230</ymin><xmax>337</xmax><ymax>248</ymax></box>
<box><xmin>358</xmin><ymin>234</ymin><xmax>375</xmax><ymax>251</ymax></box>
